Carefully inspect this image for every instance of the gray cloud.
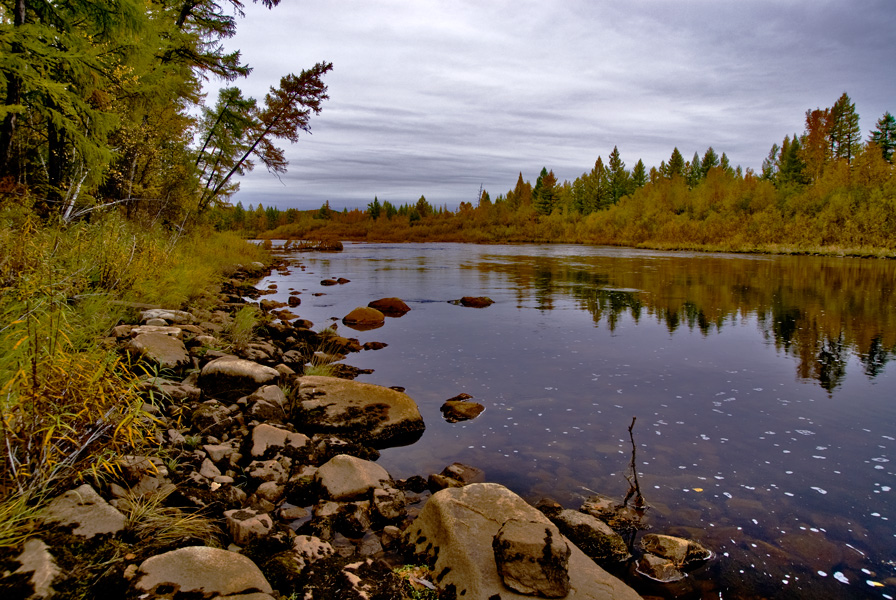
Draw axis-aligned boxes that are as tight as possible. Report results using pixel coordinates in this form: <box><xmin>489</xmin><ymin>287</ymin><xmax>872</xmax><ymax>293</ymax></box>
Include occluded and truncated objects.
<box><xmin>215</xmin><ymin>0</ymin><xmax>896</xmax><ymax>211</ymax></box>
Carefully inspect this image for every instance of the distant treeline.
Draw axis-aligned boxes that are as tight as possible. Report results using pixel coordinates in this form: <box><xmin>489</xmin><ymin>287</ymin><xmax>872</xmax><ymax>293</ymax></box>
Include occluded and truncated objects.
<box><xmin>210</xmin><ymin>92</ymin><xmax>895</xmax><ymax>256</ymax></box>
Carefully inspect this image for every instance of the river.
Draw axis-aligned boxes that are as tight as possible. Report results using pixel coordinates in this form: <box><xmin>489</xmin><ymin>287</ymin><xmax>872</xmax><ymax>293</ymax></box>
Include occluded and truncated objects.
<box><xmin>258</xmin><ymin>242</ymin><xmax>896</xmax><ymax>599</ymax></box>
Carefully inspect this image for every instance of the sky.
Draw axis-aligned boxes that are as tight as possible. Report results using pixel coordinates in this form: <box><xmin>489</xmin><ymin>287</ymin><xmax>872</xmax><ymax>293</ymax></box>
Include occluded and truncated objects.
<box><xmin>210</xmin><ymin>0</ymin><xmax>896</xmax><ymax>211</ymax></box>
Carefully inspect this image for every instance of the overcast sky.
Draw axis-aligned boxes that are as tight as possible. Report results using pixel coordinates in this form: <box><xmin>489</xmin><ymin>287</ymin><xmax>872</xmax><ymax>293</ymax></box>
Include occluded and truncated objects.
<box><xmin>211</xmin><ymin>0</ymin><xmax>896</xmax><ymax>211</ymax></box>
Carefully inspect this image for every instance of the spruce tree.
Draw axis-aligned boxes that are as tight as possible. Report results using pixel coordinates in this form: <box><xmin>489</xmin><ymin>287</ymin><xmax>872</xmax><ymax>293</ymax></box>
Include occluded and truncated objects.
<box><xmin>869</xmin><ymin>111</ymin><xmax>896</xmax><ymax>161</ymax></box>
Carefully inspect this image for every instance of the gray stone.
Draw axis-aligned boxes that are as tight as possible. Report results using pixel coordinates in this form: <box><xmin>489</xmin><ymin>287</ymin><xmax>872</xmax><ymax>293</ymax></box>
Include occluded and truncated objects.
<box><xmin>43</xmin><ymin>484</ymin><xmax>126</xmax><ymax>539</ymax></box>
<box><xmin>403</xmin><ymin>483</ymin><xmax>641</xmax><ymax>600</ymax></box>
<box><xmin>250</xmin><ymin>423</ymin><xmax>310</xmax><ymax>458</ymax></box>
<box><xmin>224</xmin><ymin>509</ymin><xmax>275</xmax><ymax>546</ymax></box>
<box><xmin>372</xmin><ymin>487</ymin><xmax>406</xmax><ymax>522</ymax></box>
<box><xmin>135</xmin><ymin>546</ymin><xmax>272</xmax><ymax>597</ymax></box>
<box><xmin>247</xmin><ymin>459</ymin><xmax>289</xmax><ymax>484</ymax></box>
<box><xmin>552</xmin><ymin>509</ymin><xmax>631</xmax><ymax>564</ymax></box>
<box><xmin>254</xmin><ymin>481</ymin><xmax>285</xmax><ymax>504</ymax></box>
<box><xmin>493</xmin><ymin>518</ymin><xmax>570</xmax><ymax>598</ymax></box>
<box><xmin>126</xmin><ymin>332</ymin><xmax>190</xmax><ymax>369</ymax></box>
<box><xmin>291</xmin><ymin>535</ymin><xmax>334</xmax><ymax>571</ymax></box>
<box><xmin>140</xmin><ymin>308</ymin><xmax>194</xmax><ymax>324</ymax></box>
<box><xmin>12</xmin><ymin>538</ymin><xmax>60</xmax><ymax>598</ymax></box>
<box><xmin>294</xmin><ymin>376</ymin><xmax>424</xmax><ymax>447</ymax></box>
<box><xmin>199</xmin><ymin>457</ymin><xmax>222</xmax><ymax>479</ymax></box>
<box><xmin>130</xmin><ymin>325</ymin><xmax>183</xmax><ymax>339</ymax></box>
<box><xmin>140</xmin><ymin>376</ymin><xmax>202</xmax><ymax>402</ymax></box>
<box><xmin>316</xmin><ymin>454</ymin><xmax>391</xmax><ymax>501</ymax></box>
<box><xmin>204</xmin><ymin>443</ymin><xmax>234</xmax><ymax>463</ymax></box>
<box><xmin>200</xmin><ymin>356</ymin><xmax>279</xmax><ymax>400</ymax></box>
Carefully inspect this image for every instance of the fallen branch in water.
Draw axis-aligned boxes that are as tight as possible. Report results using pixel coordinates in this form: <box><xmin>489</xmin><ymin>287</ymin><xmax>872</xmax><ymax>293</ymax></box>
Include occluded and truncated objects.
<box><xmin>622</xmin><ymin>416</ymin><xmax>648</xmax><ymax>510</ymax></box>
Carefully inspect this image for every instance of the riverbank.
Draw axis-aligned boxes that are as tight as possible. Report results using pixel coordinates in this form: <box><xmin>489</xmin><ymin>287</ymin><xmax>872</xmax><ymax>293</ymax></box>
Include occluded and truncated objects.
<box><xmin>0</xmin><ymin>234</ymin><xmax>716</xmax><ymax>599</ymax></box>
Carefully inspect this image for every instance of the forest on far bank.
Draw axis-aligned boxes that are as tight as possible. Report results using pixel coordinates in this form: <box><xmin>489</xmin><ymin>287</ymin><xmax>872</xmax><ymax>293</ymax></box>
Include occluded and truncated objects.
<box><xmin>216</xmin><ymin>93</ymin><xmax>896</xmax><ymax>257</ymax></box>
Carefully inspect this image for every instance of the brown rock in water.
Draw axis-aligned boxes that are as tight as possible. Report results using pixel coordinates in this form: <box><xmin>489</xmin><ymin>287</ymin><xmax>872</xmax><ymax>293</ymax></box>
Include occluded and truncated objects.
<box><xmin>640</xmin><ymin>533</ymin><xmax>712</xmax><ymax>566</ymax></box>
<box><xmin>440</xmin><ymin>399</ymin><xmax>485</xmax><ymax>422</ymax></box>
<box><xmin>342</xmin><ymin>306</ymin><xmax>385</xmax><ymax>330</ymax></box>
<box><xmin>368</xmin><ymin>297</ymin><xmax>410</xmax><ymax>316</ymax></box>
<box><xmin>320</xmin><ymin>279</ymin><xmax>338</xmax><ymax>286</ymax></box>
<box><xmin>287</xmin><ymin>295</ymin><xmax>301</xmax><ymax>307</ymax></box>
<box><xmin>451</xmin><ymin>296</ymin><xmax>494</xmax><ymax>308</ymax></box>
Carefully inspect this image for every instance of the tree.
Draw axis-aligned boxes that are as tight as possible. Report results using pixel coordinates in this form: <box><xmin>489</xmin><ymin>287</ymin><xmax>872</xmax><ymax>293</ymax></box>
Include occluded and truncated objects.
<box><xmin>777</xmin><ymin>135</ymin><xmax>807</xmax><ymax>186</ymax></box>
<box><xmin>415</xmin><ymin>195</ymin><xmax>432</xmax><ymax>218</ymax></box>
<box><xmin>367</xmin><ymin>196</ymin><xmax>381</xmax><ymax>220</ymax></box>
<box><xmin>801</xmin><ymin>107</ymin><xmax>832</xmax><ymax>181</ymax></box>
<box><xmin>828</xmin><ymin>92</ymin><xmax>861</xmax><ymax>163</ymax></box>
<box><xmin>631</xmin><ymin>159</ymin><xmax>648</xmax><ymax>188</ymax></box>
<box><xmin>686</xmin><ymin>152</ymin><xmax>702</xmax><ymax>188</ymax></box>
<box><xmin>506</xmin><ymin>172</ymin><xmax>532</xmax><ymax>209</ymax></box>
<box><xmin>534</xmin><ymin>168</ymin><xmax>558</xmax><ymax>215</ymax></box>
<box><xmin>607</xmin><ymin>146</ymin><xmax>630</xmax><ymax>203</ymax></box>
<box><xmin>667</xmin><ymin>148</ymin><xmax>685</xmax><ymax>179</ymax></box>
<box><xmin>761</xmin><ymin>143</ymin><xmax>780</xmax><ymax>182</ymax></box>
<box><xmin>701</xmin><ymin>147</ymin><xmax>720</xmax><ymax>177</ymax></box>
<box><xmin>197</xmin><ymin>62</ymin><xmax>333</xmax><ymax>210</ymax></box>
<box><xmin>869</xmin><ymin>111</ymin><xmax>896</xmax><ymax>161</ymax></box>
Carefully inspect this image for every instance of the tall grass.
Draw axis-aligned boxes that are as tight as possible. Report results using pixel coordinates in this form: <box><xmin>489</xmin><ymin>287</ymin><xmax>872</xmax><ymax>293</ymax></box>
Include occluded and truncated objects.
<box><xmin>0</xmin><ymin>207</ymin><xmax>271</xmax><ymax>547</ymax></box>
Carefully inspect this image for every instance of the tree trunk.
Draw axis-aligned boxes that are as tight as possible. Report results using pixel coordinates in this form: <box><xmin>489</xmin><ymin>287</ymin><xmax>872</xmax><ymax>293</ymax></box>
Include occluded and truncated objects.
<box><xmin>0</xmin><ymin>0</ymin><xmax>27</xmax><ymax>179</ymax></box>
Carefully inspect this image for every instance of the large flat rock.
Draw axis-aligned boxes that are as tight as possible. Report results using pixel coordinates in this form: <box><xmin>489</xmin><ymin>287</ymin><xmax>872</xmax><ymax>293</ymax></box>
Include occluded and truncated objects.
<box><xmin>293</xmin><ymin>376</ymin><xmax>424</xmax><ymax>447</ymax></box>
<box><xmin>403</xmin><ymin>483</ymin><xmax>642</xmax><ymax>600</ymax></box>
<box><xmin>135</xmin><ymin>546</ymin><xmax>273</xmax><ymax>597</ymax></box>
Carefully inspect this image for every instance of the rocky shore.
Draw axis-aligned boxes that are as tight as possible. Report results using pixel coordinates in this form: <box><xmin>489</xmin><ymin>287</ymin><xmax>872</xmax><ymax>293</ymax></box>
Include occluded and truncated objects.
<box><xmin>1</xmin><ymin>259</ymin><xmax>712</xmax><ymax>599</ymax></box>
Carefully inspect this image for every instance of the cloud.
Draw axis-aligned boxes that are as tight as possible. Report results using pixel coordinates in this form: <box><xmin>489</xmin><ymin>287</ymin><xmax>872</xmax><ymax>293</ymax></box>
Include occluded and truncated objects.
<box><xmin>214</xmin><ymin>0</ymin><xmax>896</xmax><ymax>210</ymax></box>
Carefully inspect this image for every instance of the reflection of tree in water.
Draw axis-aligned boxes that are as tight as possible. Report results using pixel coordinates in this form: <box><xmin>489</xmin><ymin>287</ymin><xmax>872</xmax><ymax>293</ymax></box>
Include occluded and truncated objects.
<box><xmin>477</xmin><ymin>252</ymin><xmax>896</xmax><ymax>390</ymax></box>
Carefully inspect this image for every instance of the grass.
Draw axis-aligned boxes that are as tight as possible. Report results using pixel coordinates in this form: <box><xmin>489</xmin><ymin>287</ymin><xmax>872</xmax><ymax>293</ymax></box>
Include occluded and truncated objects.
<box><xmin>0</xmin><ymin>205</ymin><xmax>271</xmax><ymax>548</ymax></box>
<box><xmin>122</xmin><ymin>486</ymin><xmax>222</xmax><ymax>549</ymax></box>
<box><xmin>224</xmin><ymin>305</ymin><xmax>261</xmax><ymax>352</ymax></box>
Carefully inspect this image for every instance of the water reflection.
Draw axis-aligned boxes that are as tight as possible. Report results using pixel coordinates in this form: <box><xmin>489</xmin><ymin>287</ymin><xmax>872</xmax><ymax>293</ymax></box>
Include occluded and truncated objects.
<box><xmin>263</xmin><ymin>243</ymin><xmax>896</xmax><ymax>600</ymax></box>
<box><xmin>474</xmin><ymin>251</ymin><xmax>896</xmax><ymax>392</ymax></box>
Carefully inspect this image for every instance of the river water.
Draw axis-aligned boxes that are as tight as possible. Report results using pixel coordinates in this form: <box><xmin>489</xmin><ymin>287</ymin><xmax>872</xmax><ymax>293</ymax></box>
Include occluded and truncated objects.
<box><xmin>258</xmin><ymin>242</ymin><xmax>895</xmax><ymax>599</ymax></box>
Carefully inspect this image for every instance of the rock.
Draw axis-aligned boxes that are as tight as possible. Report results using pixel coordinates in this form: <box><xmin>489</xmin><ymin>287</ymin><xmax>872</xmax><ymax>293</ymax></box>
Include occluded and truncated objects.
<box><xmin>640</xmin><ymin>533</ymin><xmax>712</xmax><ymax>566</ymax></box>
<box><xmin>316</xmin><ymin>454</ymin><xmax>391</xmax><ymax>501</ymax></box>
<box><xmin>367</xmin><ymin>297</ymin><xmax>410</xmax><ymax>316</ymax></box>
<box><xmin>440</xmin><ymin>399</ymin><xmax>485</xmax><ymax>422</ymax></box>
<box><xmin>342</xmin><ymin>306</ymin><xmax>385</xmax><ymax>330</ymax></box>
<box><xmin>43</xmin><ymin>484</ymin><xmax>126</xmax><ymax>539</ymax></box>
<box><xmin>635</xmin><ymin>552</ymin><xmax>683</xmax><ymax>583</ymax></box>
<box><xmin>294</xmin><ymin>376</ymin><xmax>425</xmax><ymax>447</ymax></box>
<box><xmin>125</xmin><ymin>332</ymin><xmax>190</xmax><ymax>369</ymax></box>
<box><xmin>372</xmin><ymin>487</ymin><xmax>406</xmax><ymax>522</ymax></box>
<box><xmin>493</xmin><ymin>518</ymin><xmax>571</xmax><ymax>598</ymax></box>
<box><xmin>428</xmin><ymin>462</ymin><xmax>485</xmax><ymax>490</ymax></box>
<box><xmin>451</xmin><ymin>296</ymin><xmax>494</xmax><ymax>308</ymax></box>
<box><xmin>199</xmin><ymin>457</ymin><xmax>222</xmax><ymax>479</ymax></box>
<box><xmin>260</xmin><ymin>299</ymin><xmax>287</xmax><ymax>311</ymax></box>
<box><xmin>403</xmin><ymin>483</ymin><xmax>641</xmax><ymax>600</ymax></box>
<box><xmin>134</xmin><ymin>546</ymin><xmax>273</xmax><ymax>597</ymax></box>
<box><xmin>139</xmin><ymin>376</ymin><xmax>201</xmax><ymax>402</ymax></box>
<box><xmin>247</xmin><ymin>459</ymin><xmax>290</xmax><ymax>485</ymax></box>
<box><xmin>250</xmin><ymin>423</ymin><xmax>310</xmax><ymax>458</ymax></box>
<box><xmin>140</xmin><ymin>308</ymin><xmax>194</xmax><ymax>324</ymax></box>
<box><xmin>130</xmin><ymin>325</ymin><xmax>183</xmax><ymax>339</ymax></box>
<box><xmin>291</xmin><ymin>535</ymin><xmax>335</xmax><ymax>570</ymax></box>
<box><xmin>580</xmin><ymin>493</ymin><xmax>644</xmax><ymax>532</ymax></box>
<box><xmin>191</xmin><ymin>402</ymin><xmax>233</xmax><ymax>438</ymax></box>
<box><xmin>203</xmin><ymin>443</ymin><xmax>234</xmax><ymax>463</ymax></box>
<box><xmin>11</xmin><ymin>538</ymin><xmax>60</xmax><ymax>599</ymax></box>
<box><xmin>224</xmin><ymin>508</ymin><xmax>275</xmax><ymax>545</ymax></box>
<box><xmin>287</xmin><ymin>296</ymin><xmax>301</xmax><ymax>307</ymax></box>
<box><xmin>247</xmin><ymin>385</ymin><xmax>288</xmax><ymax>421</ymax></box>
<box><xmin>320</xmin><ymin>278</ymin><xmax>338</xmax><ymax>286</ymax></box>
<box><xmin>551</xmin><ymin>509</ymin><xmax>631</xmax><ymax>564</ymax></box>
<box><xmin>200</xmin><ymin>356</ymin><xmax>280</xmax><ymax>400</ymax></box>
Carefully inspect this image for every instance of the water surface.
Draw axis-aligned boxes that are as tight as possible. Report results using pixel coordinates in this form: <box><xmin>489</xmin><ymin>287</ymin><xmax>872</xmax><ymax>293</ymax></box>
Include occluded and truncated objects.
<box><xmin>260</xmin><ymin>243</ymin><xmax>896</xmax><ymax>599</ymax></box>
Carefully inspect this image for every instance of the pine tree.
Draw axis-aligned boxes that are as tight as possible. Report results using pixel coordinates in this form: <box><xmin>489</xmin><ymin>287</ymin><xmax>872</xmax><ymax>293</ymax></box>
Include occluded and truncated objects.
<box><xmin>828</xmin><ymin>92</ymin><xmax>861</xmax><ymax>163</ymax></box>
<box><xmin>631</xmin><ymin>159</ymin><xmax>648</xmax><ymax>188</ymax></box>
<box><xmin>869</xmin><ymin>111</ymin><xmax>896</xmax><ymax>161</ymax></box>
<box><xmin>701</xmin><ymin>147</ymin><xmax>720</xmax><ymax>177</ymax></box>
<box><xmin>686</xmin><ymin>152</ymin><xmax>702</xmax><ymax>188</ymax></box>
<box><xmin>667</xmin><ymin>148</ymin><xmax>685</xmax><ymax>179</ymax></box>
<box><xmin>534</xmin><ymin>169</ymin><xmax>558</xmax><ymax>215</ymax></box>
<box><xmin>608</xmin><ymin>146</ymin><xmax>630</xmax><ymax>203</ymax></box>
